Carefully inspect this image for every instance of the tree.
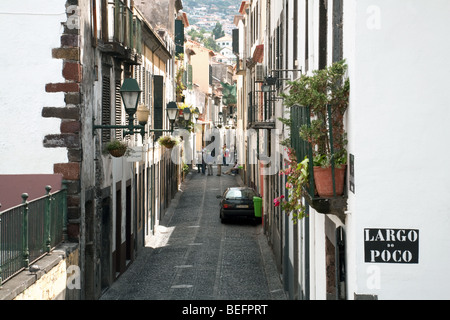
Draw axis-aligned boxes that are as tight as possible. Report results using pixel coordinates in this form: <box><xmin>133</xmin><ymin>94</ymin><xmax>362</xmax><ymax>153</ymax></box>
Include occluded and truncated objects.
<box><xmin>188</xmin><ymin>29</ymin><xmax>204</xmax><ymax>42</ymax></box>
<box><xmin>221</xmin><ymin>82</ymin><xmax>237</xmax><ymax>106</ymax></box>
<box><xmin>203</xmin><ymin>37</ymin><xmax>219</xmax><ymax>52</ymax></box>
<box><xmin>212</xmin><ymin>22</ymin><xmax>225</xmax><ymax>39</ymax></box>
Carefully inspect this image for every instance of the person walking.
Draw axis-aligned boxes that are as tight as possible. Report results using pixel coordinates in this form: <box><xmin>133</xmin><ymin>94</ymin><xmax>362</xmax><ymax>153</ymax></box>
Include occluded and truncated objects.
<box><xmin>196</xmin><ymin>151</ymin><xmax>203</xmax><ymax>173</ymax></box>
<box><xmin>223</xmin><ymin>144</ymin><xmax>230</xmax><ymax>166</ymax></box>
<box><xmin>206</xmin><ymin>149</ymin><xmax>214</xmax><ymax>176</ymax></box>
<box><xmin>201</xmin><ymin>148</ymin><xmax>207</xmax><ymax>174</ymax></box>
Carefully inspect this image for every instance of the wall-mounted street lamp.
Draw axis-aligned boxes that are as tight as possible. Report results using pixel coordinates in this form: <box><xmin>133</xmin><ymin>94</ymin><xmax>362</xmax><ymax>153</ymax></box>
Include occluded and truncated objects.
<box><xmin>265</xmin><ymin>75</ymin><xmax>278</xmax><ymax>86</ymax></box>
<box><xmin>166</xmin><ymin>101</ymin><xmax>178</xmax><ymax>132</ymax></box>
<box><xmin>93</xmin><ymin>78</ymin><xmax>175</xmax><ymax>139</ymax></box>
<box><xmin>183</xmin><ymin>107</ymin><xmax>191</xmax><ymax>121</ymax></box>
<box><xmin>261</xmin><ymin>75</ymin><xmax>277</xmax><ymax>93</ymax></box>
<box><xmin>261</xmin><ymin>85</ymin><xmax>274</xmax><ymax>93</ymax></box>
<box><xmin>194</xmin><ymin>107</ymin><xmax>200</xmax><ymax>120</ymax></box>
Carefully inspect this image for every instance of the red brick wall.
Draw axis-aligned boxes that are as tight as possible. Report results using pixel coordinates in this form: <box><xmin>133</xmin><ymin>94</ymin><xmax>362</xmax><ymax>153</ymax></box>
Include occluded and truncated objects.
<box><xmin>42</xmin><ymin>3</ymin><xmax>82</xmax><ymax>241</ymax></box>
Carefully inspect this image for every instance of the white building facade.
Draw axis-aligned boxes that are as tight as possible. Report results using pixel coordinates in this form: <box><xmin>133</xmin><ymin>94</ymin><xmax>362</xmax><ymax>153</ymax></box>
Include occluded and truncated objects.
<box><xmin>235</xmin><ymin>0</ymin><xmax>450</xmax><ymax>300</ymax></box>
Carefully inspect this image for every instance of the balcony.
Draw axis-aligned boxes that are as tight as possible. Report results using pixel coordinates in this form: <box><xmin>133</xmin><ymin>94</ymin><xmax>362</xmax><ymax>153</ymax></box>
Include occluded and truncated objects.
<box><xmin>99</xmin><ymin>0</ymin><xmax>142</xmax><ymax>64</ymax></box>
<box><xmin>247</xmin><ymin>90</ymin><xmax>276</xmax><ymax>129</ymax></box>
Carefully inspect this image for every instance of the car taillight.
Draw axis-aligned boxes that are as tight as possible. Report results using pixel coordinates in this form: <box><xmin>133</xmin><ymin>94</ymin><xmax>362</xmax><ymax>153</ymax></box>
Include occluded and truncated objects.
<box><xmin>223</xmin><ymin>203</ymin><xmax>234</xmax><ymax>209</ymax></box>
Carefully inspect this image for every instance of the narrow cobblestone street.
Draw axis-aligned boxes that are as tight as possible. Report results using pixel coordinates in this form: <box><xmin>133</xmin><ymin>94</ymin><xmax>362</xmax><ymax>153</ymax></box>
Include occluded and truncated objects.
<box><xmin>100</xmin><ymin>168</ymin><xmax>287</xmax><ymax>300</ymax></box>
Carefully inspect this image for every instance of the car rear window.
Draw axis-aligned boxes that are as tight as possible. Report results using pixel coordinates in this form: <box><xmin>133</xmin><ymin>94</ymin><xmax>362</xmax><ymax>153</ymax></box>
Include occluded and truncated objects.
<box><xmin>225</xmin><ymin>189</ymin><xmax>256</xmax><ymax>200</ymax></box>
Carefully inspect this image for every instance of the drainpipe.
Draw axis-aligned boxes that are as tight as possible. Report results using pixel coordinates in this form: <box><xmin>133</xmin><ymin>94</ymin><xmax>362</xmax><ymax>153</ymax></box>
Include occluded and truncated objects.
<box><xmin>305</xmin><ymin>206</ymin><xmax>310</xmax><ymax>300</ymax></box>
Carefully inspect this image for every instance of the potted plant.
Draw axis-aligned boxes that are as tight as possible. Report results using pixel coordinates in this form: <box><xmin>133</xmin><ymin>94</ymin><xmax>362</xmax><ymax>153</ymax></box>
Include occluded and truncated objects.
<box><xmin>105</xmin><ymin>140</ymin><xmax>128</xmax><ymax>158</ymax></box>
<box><xmin>283</xmin><ymin>60</ymin><xmax>350</xmax><ymax>198</ymax></box>
<box><xmin>157</xmin><ymin>135</ymin><xmax>181</xmax><ymax>149</ymax></box>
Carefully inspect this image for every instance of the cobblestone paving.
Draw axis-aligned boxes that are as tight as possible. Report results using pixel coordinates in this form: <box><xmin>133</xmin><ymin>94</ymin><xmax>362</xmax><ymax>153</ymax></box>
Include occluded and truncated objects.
<box><xmin>100</xmin><ymin>169</ymin><xmax>287</xmax><ymax>300</ymax></box>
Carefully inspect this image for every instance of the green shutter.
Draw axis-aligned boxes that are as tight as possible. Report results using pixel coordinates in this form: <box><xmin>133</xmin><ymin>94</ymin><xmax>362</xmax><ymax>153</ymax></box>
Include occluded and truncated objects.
<box><xmin>187</xmin><ymin>64</ymin><xmax>193</xmax><ymax>90</ymax></box>
<box><xmin>175</xmin><ymin>19</ymin><xmax>184</xmax><ymax>56</ymax></box>
<box><xmin>153</xmin><ymin>75</ymin><xmax>164</xmax><ymax>139</ymax></box>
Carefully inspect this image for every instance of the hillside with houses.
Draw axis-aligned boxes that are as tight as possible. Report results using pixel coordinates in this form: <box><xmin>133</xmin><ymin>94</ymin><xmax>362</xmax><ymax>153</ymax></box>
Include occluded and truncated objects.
<box><xmin>183</xmin><ymin>0</ymin><xmax>241</xmax><ymax>35</ymax></box>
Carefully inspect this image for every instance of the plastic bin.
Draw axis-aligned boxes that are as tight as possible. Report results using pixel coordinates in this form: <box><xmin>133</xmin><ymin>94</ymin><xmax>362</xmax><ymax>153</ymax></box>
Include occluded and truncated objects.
<box><xmin>253</xmin><ymin>196</ymin><xmax>262</xmax><ymax>218</ymax></box>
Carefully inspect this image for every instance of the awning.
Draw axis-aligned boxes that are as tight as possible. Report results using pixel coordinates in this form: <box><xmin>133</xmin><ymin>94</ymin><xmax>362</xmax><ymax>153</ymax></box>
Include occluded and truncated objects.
<box><xmin>252</xmin><ymin>44</ymin><xmax>264</xmax><ymax>64</ymax></box>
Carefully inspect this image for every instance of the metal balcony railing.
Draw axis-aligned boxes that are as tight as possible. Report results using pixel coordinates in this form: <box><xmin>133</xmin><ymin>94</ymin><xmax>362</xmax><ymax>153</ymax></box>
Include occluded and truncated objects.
<box><xmin>0</xmin><ymin>186</ymin><xmax>67</xmax><ymax>284</ymax></box>
<box><xmin>248</xmin><ymin>91</ymin><xmax>275</xmax><ymax>127</ymax></box>
<box><xmin>290</xmin><ymin>105</ymin><xmax>314</xmax><ymax>194</ymax></box>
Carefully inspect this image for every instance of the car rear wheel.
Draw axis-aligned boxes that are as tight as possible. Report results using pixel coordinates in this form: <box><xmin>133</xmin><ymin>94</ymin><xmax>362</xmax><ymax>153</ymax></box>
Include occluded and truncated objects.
<box><xmin>220</xmin><ymin>210</ymin><xmax>227</xmax><ymax>224</ymax></box>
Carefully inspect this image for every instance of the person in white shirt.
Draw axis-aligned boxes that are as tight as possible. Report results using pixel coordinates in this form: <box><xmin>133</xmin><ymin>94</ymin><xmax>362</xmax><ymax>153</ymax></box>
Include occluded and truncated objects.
<box><xmin>196</xmin><ymin>151</ymin><xmax>203</xmax><ymax>173</ymax></box>
<box><xmin>223</xmin><ymin>144</ymin><xmax>230</xmax><ymax>166</ymax></box>
<box><xmin>206</xmin><ymin>150</ymin><xmax>214</xmax><ymax>176</ymax></box>
<box><xmin>223</xmin><ymin>161</ymin><xmax>239</xmax><ymax>175</ymax></box>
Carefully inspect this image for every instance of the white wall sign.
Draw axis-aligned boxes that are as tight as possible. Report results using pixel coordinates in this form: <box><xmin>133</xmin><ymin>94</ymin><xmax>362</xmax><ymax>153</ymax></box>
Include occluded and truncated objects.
<box><xmin>126</xmin><ymin>146</ymin><xmax>144</xmax><ymax>162</ymax></box>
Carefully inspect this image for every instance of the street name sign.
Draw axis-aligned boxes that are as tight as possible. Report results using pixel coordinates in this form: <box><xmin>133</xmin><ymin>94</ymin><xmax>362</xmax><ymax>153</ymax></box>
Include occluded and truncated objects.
<box><xmin>364</xmin><ymin>228</ymin><xmax>419</xmax><ymax>264</ymax></box>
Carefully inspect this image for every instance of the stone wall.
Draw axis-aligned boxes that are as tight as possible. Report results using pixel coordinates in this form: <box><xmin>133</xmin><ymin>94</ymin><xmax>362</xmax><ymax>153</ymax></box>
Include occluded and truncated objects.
<box><xmin>0</xmin><ymin>243</ymin><xmax>80</xmax><ymax>300</ymax></box>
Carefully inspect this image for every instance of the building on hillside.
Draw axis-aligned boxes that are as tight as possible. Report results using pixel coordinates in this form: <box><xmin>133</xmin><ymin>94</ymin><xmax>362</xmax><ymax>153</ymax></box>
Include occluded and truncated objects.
<box><xmin>215</xmin><ymin>35</ymin><xmax>233</xmax><ymax>48</ymax></box>
<box><xmin>219</xmin><ymin>47</ymin><xmax>237</xmax><ymax>65</ymax></box>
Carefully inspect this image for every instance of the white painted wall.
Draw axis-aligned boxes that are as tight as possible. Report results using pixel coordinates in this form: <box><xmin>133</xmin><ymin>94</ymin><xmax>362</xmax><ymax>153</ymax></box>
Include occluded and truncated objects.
<box><xmin>0</xmin><ymin>0</ymin><xmax>68</xmax><ymax>174</ymax></box>
<box><xmin>345</xmin><ymin>0</ymin><xmax>450</xmax><ymax>299</ymax></box>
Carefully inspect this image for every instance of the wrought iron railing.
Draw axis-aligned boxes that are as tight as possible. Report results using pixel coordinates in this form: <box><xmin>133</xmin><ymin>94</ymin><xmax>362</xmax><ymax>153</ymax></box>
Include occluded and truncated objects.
<box><xmin>290</xmin><ymin>105</ymin><xmax>314</xmax><ymax>195</ymax></box>
<box><xmin>0</xmin><ymin>186</ymin><xmax>67</xmax><ymax>284</ymax></box>
<box><xmin>248</xmin><ymin>91</ymin><xmax>275</xmax><ymax>127</ymax></box>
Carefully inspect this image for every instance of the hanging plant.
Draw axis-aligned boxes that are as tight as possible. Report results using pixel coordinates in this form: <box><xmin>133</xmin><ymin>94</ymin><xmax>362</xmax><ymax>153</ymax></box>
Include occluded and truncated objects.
<box><xmin>274</xmin><ymin>148</ymin><xmax>309</xmax><ymax>222</ymax></box>
<box><xmin>104</xmin><ymin>140</ymin><xmax>128</xmax><ymax>158</ymax></box>
<box><xmin>157</xmin><ymin>135</ymin><xmax>181</xmax><ymax>149</ymax></box>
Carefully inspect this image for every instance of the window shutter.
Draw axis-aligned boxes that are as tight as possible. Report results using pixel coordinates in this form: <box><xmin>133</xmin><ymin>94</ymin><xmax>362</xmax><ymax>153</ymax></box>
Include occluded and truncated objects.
<box><xmin>187</xmin><ymin>64</ymin><xmax>193</xmax><ymax>90</ymax></box>
<box><xmin>148</xmin><ymin>71</ymin><xmax>153</xmax><ymax>125</ymax></box>
<box><xmin>232</xmin><ymin>29</ymin><xmax>239</xmax><ymax>55</ymax></box>
<box><xmin>101</xmin><ymin>75</ymin><xmax>111</xmax><ymax>143</ymax></box>
<box><xmin>175</xmin><ymin>19</ymin><xmax>184</xmax><ymax>56</ymax></box>
<box><xmin>115</xmin><ymin>79</ymin><xmax>123</xmax><ymax>140</ymax></box>
<box><xmin>319</xmin><ymin>0</ymin><xmax>328</xmax><ymax>70</ymax></box>
<box><xmin>209</xmin><ymin>65</ymin><xmax>212</xmax><ymax>86</ymax></box>
<box><xmin>153</xmin><ymin>75</ymin><xmax>164</xmax><ymax>139</ymax></box>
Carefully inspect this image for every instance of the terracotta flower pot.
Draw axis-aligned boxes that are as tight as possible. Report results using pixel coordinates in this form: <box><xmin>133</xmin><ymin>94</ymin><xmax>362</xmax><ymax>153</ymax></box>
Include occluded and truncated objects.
<box><xmin>313</xmin><ymin>165</ymin><xmax>346</xmax><ymax>197</ymax></box>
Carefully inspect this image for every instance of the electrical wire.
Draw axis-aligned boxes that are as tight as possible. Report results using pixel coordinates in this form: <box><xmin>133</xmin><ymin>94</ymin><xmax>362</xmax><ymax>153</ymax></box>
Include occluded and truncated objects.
<box><xmin>0</xmin><ymin>11</ymin><xmax>66</xmax><ymax>16</ymax></box>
